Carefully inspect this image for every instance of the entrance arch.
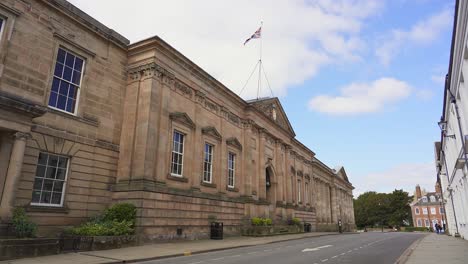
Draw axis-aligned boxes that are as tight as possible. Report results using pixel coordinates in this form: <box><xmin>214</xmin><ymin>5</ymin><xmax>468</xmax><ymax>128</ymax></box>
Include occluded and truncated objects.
<box><xmin>265</xmin><ymin>165</ymin><xmax>276</xmax><ymax>205</ymax></box>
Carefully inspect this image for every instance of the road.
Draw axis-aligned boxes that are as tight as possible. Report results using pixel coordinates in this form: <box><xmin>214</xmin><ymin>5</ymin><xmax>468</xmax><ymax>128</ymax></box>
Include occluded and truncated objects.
<box><xmin>139</xmin><ymin>232</ymin><xmax>424</xmax><ymax>264</ymax></box>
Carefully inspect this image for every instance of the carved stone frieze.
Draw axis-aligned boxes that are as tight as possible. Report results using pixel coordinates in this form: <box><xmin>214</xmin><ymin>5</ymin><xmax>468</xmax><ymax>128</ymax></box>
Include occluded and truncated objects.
<box><xmin>127</xmin><ymin>62</ymin><xmax>174</xmax><ymax>81</ymax></box>
<box><xmin>205</xmin><ymin>99</ymin><xmax>218</xmax><ymax>113</ymax></box>
<box><xmin>174</xmin><ymin>81</ymin><xmax>193</xmax><ymax>98</ymax></box>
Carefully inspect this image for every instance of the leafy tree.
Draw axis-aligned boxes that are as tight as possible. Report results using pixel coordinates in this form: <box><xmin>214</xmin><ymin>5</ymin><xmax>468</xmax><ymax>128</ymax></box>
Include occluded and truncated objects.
<box><xmin>353</xmin><ymin>189</ymin><xmax>412</xmax><ymax>229</ymax></box>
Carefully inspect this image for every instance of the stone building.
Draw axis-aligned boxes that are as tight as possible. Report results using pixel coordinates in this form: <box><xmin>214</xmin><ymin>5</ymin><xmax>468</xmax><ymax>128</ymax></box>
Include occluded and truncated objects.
<box><xmin>410</xmin><ymin>184</ymin><xmax>446</xmax><ymax>230</ymax></box>
<box><xmin>0</xmin><ymin>0</ymin><xmax>355</xmax><ymax>239</ymax></box>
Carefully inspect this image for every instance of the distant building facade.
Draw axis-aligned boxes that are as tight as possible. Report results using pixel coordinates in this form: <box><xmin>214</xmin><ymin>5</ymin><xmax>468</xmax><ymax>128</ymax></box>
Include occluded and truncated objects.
<box><xmin>435</xmin><ymin>0</ymin><xmax>468</xmax><ymax>239</ymax></box>
<box><xmin>410</xmin><ymin>184</ymin><xmax>446</xmax><ymax>230</ymax></box>
<box><xmin>0</xmin><ymin>0</ymin><xmax>355</xmax><ymax>239</ymax></box>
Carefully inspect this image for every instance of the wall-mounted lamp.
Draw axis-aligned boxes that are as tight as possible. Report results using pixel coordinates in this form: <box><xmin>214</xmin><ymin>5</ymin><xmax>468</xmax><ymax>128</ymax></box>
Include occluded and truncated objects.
<box><xmin>438</xmin><ymin>120</ymin><xmax>456</xmax><ymax>139</ymax></box>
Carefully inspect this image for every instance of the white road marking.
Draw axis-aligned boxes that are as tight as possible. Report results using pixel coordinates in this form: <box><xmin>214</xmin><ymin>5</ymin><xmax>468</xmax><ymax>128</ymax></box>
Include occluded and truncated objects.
<box><xmin>321</xmin><ymin>259</ymin><xmax>328</xmax><ymax>262</ymax></box>
<box><xmin>211</xmin><ymin>257</ymin><xmax>224</xmax><ymax>261</ymax></box>
<box><xmin>302</xmin><ymin>245</ymin><xmax>333</xmax><ymax>252</ymax></box>
<box><xmin>264</xmin><ymin>249</ymin><xmax>272</xmax><ymax>252</ymax></box>
<box><xmin>354</xmin><ymin>248</ymin><xmax>358</xmax><ymax>250</ymax></box>
<box><xmin>248</xmin><ymin>251</ymin><xmax>258</xmax><ymax>254</ymax></box>
<box><xmin>229</xmin><ymin>255</ymin><xmax>241</xmax><ymax>258</ymax></box>
<box><xmin>347</xmin><ymin>250</ymin><xmax>352</xmax><ymax>253</ymax></box>
<box><xmin>188</xmin><ymin>262</ymin><xmax>203</xmax><ymax>264</ymax></box>
<box><xmin>331</xmin><ymin>255</ymin><xmax>338</xmax><ymax>258</ymax></box>
<box><xmin>340</xmin><ymin>253</ymin><xmax>346</xmax><ymax>255</ymax></box>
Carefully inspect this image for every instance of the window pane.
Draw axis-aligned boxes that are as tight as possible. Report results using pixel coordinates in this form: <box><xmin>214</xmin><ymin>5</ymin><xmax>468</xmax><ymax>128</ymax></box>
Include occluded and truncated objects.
<box><xmin>48</xmin><ymin>155</ymin><xmax>59</xmax><ymax>167</ymax></box>
<box><xmin>51</xmin><ymin>192</ymin><xmax>62</xmax><ymax>204</ymax></box>
<box><xmin>40</xmin><ymin>191</ymin><xmax>52</xmax><ymax>203</ymax></box>
<box><xmin>57</xmin><ymin>95</ymin><xmax>67</xmax><ymax>110</ymax></box>
<box><xmin>66</xmin><ymin>98</ymin><xmax>75</xmax><ymax>113</ymax></box>
<box><xmin>65</xmin><ymin>53</ymin><xmax>75</xmax><ymax>68</ymax></box>
<box><xmin>57</xmin><ymin>157</ymin><xmax>68</xmax><ymax>168</ymax></box>
<box><xmin>72</xmin><ymin>70</ymin><xmax>81</xmax><ymax>85</ymax></box>
<box><xmin>43</xmin><ymin>179</ymin><xmax>54</xmax><ymax>191</ymax></box>
<box><xmin>74</xmin><ymin>58</ymin><xmax>83</xmax><ymax>71</ymax></box>
<box><xmin>48</xmin><ymin>92</ymin><xmax>58</xmax><ymax>107</ymax></box>
<box><xmin>63</xmin><ymin>66</ymin><xmax>73</xmax><ymax>82</ymax></box>
<box><xmin>38</xmin><ymin>153</ymin><xmax>48</xmax><ymax>165</ymax></box>
<box><xmin>45</xmin><ymin>167</ymin><xmax>56</xmax><ymax>179</ymax></box>
<box><xmin>57</xmin><ymin>48</ymin><xmax>66</xmax><ymax>63</ymax></box>
<box><xmin>33</xmin><ymin>178</ymin><xmax>43</xmax><ymax>190</ymax></box>
<box><xmin>35</xmin><ymin>165</ymin><xmax>46</xmax><ymax>178</ymax></box>
<box><xmin>58</xmin><ymin>81</ymin><xmax>68</xmax><ymax>95</ymax></box>
<box><xmin>53</xmin><ymin>181</ymin><xmax>64</xmax><ymax>192</ymax></box>
<box><xmin>32</xmin><ymin>191</ymin><xmax>41</xmax><ymax>203</ymax></box>
<box><xmin>56</xmin><ymin>168</ymin><xmax>67</xmax><ymax>180</ymax></box>
<box><xmin>54</xmin><ymin>63</ymin><xmax>64</xmax><ymax>78</ymax></box>
<box><xmin>51</xmin><ymin>78</ymin><xmax>60</xmax><ymax>93</ymax></box>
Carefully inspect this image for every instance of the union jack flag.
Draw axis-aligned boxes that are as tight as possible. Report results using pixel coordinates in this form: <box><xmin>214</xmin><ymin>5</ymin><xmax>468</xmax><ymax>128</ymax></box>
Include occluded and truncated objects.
<box><xmin>244</xmin><ymin>27</ymin><xmax>262</xmax><ymax>45</ymax></box>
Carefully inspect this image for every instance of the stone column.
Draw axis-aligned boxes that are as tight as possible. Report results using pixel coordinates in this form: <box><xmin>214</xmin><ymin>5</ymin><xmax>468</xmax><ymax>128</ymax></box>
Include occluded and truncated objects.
<box><xmin>275</xmin><ymin>140</ymin><xmax>284</xmax><ymax>202</ymax></box>
<box><xmin>258</xmin><ymin>129</ymin><xmax>267</xmax><ymax>200</ymax></box>
<box><xmin>331</xmin><ymin>187</ymin><xmax>337</xmax><ymax>223</ymax></box>
<box><xmin>0</xmin><ymin>134</ymin><xmax>13</xmax><ymax>203</ymax></box>
<box><xmin>0</xmin><ymin>132</ymin><xmax>30</xmax><ymax>220</ymax></box>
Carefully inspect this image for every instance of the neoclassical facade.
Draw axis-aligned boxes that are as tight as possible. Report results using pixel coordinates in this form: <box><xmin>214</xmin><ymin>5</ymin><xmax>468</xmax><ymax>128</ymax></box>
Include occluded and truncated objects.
<box><xmin>0</xmin><ymin>0</ymin><xmax>355</xmax><ymax>239</ymax></box>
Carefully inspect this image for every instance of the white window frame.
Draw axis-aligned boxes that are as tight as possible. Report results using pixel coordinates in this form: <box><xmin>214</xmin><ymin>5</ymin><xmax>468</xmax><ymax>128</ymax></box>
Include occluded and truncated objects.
<box><xmin>423</xmin><ymin>207</ymin><xmax>428</xmax><ymax>215</ymax></box>
<box><xmin>440</xmin><ymin>207</ymin><xmax>445</xmax><ymax>214</ymax></box>
<box><xmin>31</xmin><ymin>152</ymin><xmax>69</xmax><ymax>207</ymax></box>
<box><xmin>203</xmin><ymin>143</ymin><xmax>213</xmax><ymax>183</ymax></box>
<box><xmin>424</xmin><ymin>219</ymin><xmax>430</xmax><ymax>227</ymax></box>
<box><xmin>305</xmin><ymin>182</ymin><xmax>309</xmax><ymax>204</ymax></box>
<box><xmin>171</xmin><ymin>130</ymin><xmax>185</xmax><ymax>177</ymax></box>
<box><xmin>227</xmin><ymin>152</ymin><xmax>235</xmax><ymax>188</ymax></box>
<box><xmin>297</xmin><ymin>179</ymin><xmax>301</xmax><ymax>203</ymax></box>
<box><xmin>48</xmin><ymin>47</ymin><xmax>85</xmax><ymax>115</ymax></box>
<box><xmin>417</xmin><ymin>219</ymin><xmax>422</xmax><ymax>227</ymax></box>
<box><xmin>430</xmin><ymin>207</ymin><xmax>436</xmax><ymax>215</ymax></box>
<box><xmin>415</xmin><ymin>207</ymin><xmax>420</xmax><ymax>215</ymax></box>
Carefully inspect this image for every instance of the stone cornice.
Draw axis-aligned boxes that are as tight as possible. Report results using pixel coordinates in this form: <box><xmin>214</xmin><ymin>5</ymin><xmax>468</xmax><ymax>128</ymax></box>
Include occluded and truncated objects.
<box><xmin>226</xmin><ymin>137</ymin><xmax>243</xmax><ymax>150</ymax></box>
<box><xmin>201</xmin><ymin>126</ymin><xmax>222</xmax><ymax>141</ymax></box>
<box><xmin>169</xmin><ymin>112</ymin><xmax>196</xmax><ymax>130</ymax></box>
<box><xmin>0</xmin><ymin>90</ymin><xmax>47</xmax><ymax>118</ymax></box>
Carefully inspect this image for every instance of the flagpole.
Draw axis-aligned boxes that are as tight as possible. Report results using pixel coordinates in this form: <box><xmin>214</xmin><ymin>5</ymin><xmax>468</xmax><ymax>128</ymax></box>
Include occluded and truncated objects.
<box><xmin>257</xmin><ymin>21</ymin><xmax>263</xmax><ymax>99</ymax></box>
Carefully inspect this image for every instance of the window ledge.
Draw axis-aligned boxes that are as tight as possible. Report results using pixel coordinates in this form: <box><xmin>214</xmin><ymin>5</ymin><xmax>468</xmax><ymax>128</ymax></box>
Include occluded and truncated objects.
<box><xmin>226</xmin><ymin>186</ymin><xmax>238</xmax><ymax>192</ymax></box>
<box><xmin>201</xmin><ymin>181</ymin><xmax>217</xmax><ymax>188</ymax></box>
<box><xmin>26</xmin><ymin>204</ymin><xmax>69</xmax><ymax>214</ymax></box>
<box><xmin>167</xmin><ymin>174</ymin><xmax>189</xmax><ymax>182</ymax></box>
<box><xmin>47</xmin><ymin>108</ymin><xmax>99</xmax><ymax>127</ymax></box>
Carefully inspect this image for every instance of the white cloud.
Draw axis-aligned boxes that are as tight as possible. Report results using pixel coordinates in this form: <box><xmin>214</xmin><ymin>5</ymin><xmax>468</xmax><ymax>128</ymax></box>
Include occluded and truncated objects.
<box><xmin>376</xmin><ymin>9</ymin><xmax>452</xmax><ymax>65</ymax></box>
<box><xmin>353</xmin><ymin>162</ymin><xmax>436</xmax><ymax>197</ymax></box>
<box><xmin>431</xmin><ymin>75</ymin><xmax>446</xmax><ymax>85</ymax></box>
<box><xmin>308</xmin><ymin>77</ymin><xmax>411</xmax><ymax>115</ymax></box>
<box><xmin>415</xmin><ymin>89</ymin><xmax>434</xmax><ymax>100</ymax></box>
<box><xmin>67</xmin><ymin>0</ymin><xmax>382</xmax><ymax>99</ymax></box>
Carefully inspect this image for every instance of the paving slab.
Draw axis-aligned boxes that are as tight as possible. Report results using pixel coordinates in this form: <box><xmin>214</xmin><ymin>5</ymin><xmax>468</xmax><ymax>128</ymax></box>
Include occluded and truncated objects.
<box><xmin>405</xmin><ymin>233</ymin><xmax>468</xmax><ymax>264</ymax></box>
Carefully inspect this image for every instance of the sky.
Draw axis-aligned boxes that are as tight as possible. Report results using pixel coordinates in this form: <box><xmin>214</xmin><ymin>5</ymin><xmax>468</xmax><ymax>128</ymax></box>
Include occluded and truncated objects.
<box><xmin>68</xmin><ymin>0</ymin><xmax>454</xmax><ymax>197</ymax></box>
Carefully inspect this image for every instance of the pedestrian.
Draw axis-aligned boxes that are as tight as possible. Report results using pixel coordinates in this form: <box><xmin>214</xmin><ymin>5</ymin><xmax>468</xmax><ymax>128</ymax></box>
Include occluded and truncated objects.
<box><xmin>436</xmin><ymin>223</ymin><xmax>441</xmax><ymax>234</ymax></box>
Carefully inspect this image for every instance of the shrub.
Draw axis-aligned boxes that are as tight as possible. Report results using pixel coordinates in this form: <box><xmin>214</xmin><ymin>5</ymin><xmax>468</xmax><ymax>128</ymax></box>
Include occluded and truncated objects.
<box><xmin>263</xmin><ymin>218</ymin><xmax>273</xmax><ymax>226</ymax></box>
<box><xmin>68</xmin><ymin>203</ymin><xmax>136</xmax><ymax>236</ymax></box>
<box><xmin>251</xmin><ymin>217</ymin><xmax>273</xmax><ymax>226</ymax></box>
<box><xmin>403</xmin><ymin>227</ymin><xmax>429</xmax><ymax>232</ymax></box>
<box><xmin>102</xmin><ymin>203</ymin><xmax>136</xmax><ymax>224</ymax></box>
<box><xmin>12</xmin><ymin>208</ymin><xmax>37</xmax><ymax>238</ymax></box>
<box><xmin>69</xmin><ymin>220</ymin><xmax>134</xmax><ymax>236</ymax></box>
<box><xmin>288</xmin><ymin>218</ymin><xmax>302</xmax><ymax>226</ymax></box>
<box><xmin>251</xmin><ymin>217</ymin><xmax>263</xmax><ymax>226</ymax></box>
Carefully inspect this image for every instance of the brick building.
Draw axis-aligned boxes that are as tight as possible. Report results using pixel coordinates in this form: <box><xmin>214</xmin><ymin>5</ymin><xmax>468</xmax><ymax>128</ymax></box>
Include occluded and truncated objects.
<box><xmin>0</xmin><ymin>0</ymin><xmax>355</xmax><ymax>240</ymax></box>
<box><xmin>411</xmin><ymin>184</ymin><xmax>446</xmax><ymax>230</ymax></box>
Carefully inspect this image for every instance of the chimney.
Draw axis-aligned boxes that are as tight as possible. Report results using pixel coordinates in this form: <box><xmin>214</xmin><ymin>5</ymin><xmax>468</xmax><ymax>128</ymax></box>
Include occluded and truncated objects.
<box><xmin>416</xmin><ymin>185</ymin><xmax>422</xmax><ymax>199</ymax></box>
<box><xmin>435</xmin><ymin>182</ymin><xmax>442</xmax><ymax>194</ymax></box>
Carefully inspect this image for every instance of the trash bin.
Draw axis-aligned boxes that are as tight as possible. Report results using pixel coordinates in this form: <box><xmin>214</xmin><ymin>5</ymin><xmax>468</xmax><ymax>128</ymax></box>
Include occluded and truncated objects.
<box><xmin>304</xmin><ymin>223</ymin><xmax>311</xmax><ymax>232</ymax></box>
<box><xmin>210</xmin><ymin>222</ymin><xmax>223</xmax><ymax>240</ymax></box>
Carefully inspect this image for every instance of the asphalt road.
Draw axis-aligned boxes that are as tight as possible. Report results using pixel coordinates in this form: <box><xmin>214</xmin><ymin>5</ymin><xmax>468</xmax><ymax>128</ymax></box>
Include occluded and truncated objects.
<box><xmin>139</xmin><ymin>232</ymin><xmax>424</xmax><ymax>264</ymax></box>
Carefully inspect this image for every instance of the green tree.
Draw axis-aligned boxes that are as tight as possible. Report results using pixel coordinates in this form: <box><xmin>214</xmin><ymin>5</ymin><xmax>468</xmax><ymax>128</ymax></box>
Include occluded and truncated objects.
<box><xmin>353</xmin><ymin>189</ymin><xmax>412</xmax><ymax>229</ymax></box>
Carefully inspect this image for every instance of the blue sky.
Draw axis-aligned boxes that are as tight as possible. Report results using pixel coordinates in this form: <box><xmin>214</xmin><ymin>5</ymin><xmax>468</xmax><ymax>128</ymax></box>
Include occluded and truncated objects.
<box><xmin>69</xmin><ymin>0</ymin><xmax>454</xmax><ymax>196</ymax></box>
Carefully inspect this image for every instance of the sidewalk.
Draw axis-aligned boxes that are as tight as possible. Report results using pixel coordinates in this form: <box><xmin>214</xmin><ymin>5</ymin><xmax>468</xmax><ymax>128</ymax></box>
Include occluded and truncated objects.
<box><xmin>404</xmin><ymin>233</ymin><xmax>468</xmax><ymax>264</ymax></box>
<box><xmin>0</xmin><ymin>232</ymin><xmax>345</xmax><ymax>264</ymax></box>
